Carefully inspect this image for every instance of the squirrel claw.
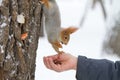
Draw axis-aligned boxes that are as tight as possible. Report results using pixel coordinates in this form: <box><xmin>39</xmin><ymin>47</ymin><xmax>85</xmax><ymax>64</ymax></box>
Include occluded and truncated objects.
<box><xmin>58</xmin><ymin>51</ymin><xmax>64</xmax><ymax>54</ymax></box>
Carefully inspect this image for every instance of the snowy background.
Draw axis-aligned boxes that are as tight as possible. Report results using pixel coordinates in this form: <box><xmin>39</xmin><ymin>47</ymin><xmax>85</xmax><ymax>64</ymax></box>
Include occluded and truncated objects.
<box><xmin>35</xmin><ymin>0</ymin><xmax>120</xmax><ymax>80</ymax></box>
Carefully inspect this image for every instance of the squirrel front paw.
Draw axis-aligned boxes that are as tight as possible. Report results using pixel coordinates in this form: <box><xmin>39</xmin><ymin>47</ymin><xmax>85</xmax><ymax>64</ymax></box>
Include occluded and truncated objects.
<box><xmin>58</xmin><ymin>51</ymin><xmax>64</xmax><ymax>54</ymax></box>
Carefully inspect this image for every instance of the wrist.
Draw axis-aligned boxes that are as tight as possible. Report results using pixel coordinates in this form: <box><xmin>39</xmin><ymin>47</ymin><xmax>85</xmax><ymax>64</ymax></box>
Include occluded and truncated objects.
<box><xmin>71</xmin><ymin>56</ymin><xmax>78</xmax><ymax>70</ymax></box>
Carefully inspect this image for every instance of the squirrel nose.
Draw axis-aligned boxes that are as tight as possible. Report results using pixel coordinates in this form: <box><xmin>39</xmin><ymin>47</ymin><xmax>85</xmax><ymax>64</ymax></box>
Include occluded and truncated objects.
<box><xmin>61</xmin><ymin>41</ymin><xmax>68</xmax><ymax>45</ymax></box>
<box><xmin>61</xmin><ymin>41</ymin><xmax>63</xmax><ymax>44</ymax></box>
<box><xmin>64</xmin><ymin>43</ymin><xmax>67</xmax><ymax>45</ymax></box>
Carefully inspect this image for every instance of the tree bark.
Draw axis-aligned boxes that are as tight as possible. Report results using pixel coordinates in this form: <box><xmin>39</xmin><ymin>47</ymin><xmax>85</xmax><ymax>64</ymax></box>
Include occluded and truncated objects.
<box><xmin>0</xmin><ymin>0</ymin><xmax>43</xmax><ymax>80</ymax></box>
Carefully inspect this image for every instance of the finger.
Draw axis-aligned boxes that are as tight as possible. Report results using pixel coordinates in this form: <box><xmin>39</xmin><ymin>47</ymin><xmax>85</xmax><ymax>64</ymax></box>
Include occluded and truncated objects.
<box><xmin>43</xmin><ymin>57</ymin><xmax>52</xmax><ymax>69</ymax></box>
<box><xmin>48</xmin><ymin>58</ymin><xmax>62</xmax><ymax>72</ymax></box>
<box><xmin>47</xmin><ymin>54</ymin><xmax>59</xmax><ymax>60</ymax></box>
<box><xmin>43</xmin><ymin>57</ymin><xmax>47</xmax><ymax>67</ymax></box>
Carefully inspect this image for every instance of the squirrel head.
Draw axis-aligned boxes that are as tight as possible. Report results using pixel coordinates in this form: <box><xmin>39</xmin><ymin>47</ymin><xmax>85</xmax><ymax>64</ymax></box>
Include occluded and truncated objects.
<box><xmin>60</xmin><ymin>27</ymin><xmax>78</xmax><ymax>45</ymax></box>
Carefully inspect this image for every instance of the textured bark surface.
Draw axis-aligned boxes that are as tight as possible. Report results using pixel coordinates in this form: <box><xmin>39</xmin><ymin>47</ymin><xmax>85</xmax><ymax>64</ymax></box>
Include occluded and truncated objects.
<box><xmin>0</xmin><ymin>0</ymin><xmax>43</xmax><ymax>80</ymax></box>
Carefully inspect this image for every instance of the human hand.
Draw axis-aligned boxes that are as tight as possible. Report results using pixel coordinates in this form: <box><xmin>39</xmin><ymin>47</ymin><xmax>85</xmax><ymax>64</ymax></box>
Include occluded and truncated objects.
<box><xmin>43</xmin><ymin>52</ymin><xmax>77</xmax><ymax>72</ymax></box>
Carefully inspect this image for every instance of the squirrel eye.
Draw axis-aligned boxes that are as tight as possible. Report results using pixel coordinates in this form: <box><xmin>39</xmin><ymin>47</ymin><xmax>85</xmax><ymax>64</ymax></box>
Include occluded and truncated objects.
<box><xmin>64</xmin><ymin>37</ymin><xmax>67</xmax><ymax>39</ymax></box>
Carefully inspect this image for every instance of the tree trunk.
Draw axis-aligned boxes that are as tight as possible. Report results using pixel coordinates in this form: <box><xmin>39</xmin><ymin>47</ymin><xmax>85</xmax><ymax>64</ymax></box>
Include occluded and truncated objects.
<box><xmin>0</xmin><ymin>0</ymin><xmax>43</xmax><ymax>80</ymax></box>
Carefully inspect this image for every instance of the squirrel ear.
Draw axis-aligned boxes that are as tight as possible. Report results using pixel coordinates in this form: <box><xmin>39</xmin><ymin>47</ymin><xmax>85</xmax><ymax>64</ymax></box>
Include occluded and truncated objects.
<box><xmin>67</xmin><ymin>27</ymin><xmax>78</xmax><ymax>34</ymax></box>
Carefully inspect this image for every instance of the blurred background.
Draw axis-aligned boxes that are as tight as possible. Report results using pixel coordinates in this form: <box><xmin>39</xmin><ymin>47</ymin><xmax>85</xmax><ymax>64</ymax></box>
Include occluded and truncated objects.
<box><xmin>35</xmin><ymin>0</ymin><xmax>120</xmax><ymax>80</ymax></box>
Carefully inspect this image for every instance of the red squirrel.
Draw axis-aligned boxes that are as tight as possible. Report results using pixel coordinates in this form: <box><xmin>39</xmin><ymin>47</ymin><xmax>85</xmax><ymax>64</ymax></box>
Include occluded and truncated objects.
<box><xmin>40</xmin><ymin>0</ymin><xmax>78</xmax><ymax>54</ymax></box>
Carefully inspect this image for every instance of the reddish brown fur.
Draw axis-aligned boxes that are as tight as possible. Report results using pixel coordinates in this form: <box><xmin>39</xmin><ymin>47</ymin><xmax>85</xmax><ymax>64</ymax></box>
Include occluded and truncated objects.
<box><xmin>41</xmin><ymin>0</ymin><xmax>49</xmax><ymax>8</ymax></box>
